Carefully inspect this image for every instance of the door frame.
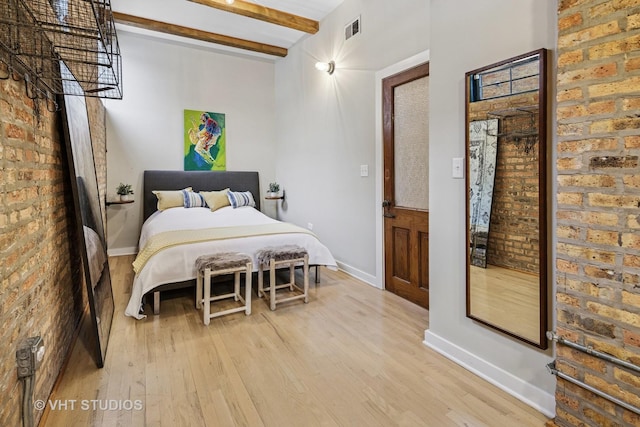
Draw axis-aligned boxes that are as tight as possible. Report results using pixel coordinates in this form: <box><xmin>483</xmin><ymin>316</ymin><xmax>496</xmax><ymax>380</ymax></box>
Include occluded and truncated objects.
<box><xmin>374</xmin><ymin>50</ymin><xmax>430</xmax><ymax>289</ymax></box>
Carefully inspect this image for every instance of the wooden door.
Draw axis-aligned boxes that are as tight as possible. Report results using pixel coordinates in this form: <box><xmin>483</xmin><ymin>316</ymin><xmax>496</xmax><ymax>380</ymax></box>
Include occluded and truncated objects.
<box><xmin>383</xmin><ymin>63</ymin><xmax>430</xmax><ymax>309</ymax></box>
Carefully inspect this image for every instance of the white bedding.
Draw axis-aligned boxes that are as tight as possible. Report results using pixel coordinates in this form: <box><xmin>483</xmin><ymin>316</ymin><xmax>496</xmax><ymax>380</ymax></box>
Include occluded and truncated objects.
<box><xmin>125</xmin><ymin>206</ymin><xmax>337</xmax><ymax>319</ymax></box>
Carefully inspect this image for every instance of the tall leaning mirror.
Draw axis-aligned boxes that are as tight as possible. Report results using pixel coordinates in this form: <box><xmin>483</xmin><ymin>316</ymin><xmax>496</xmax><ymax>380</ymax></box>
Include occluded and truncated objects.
<box><xmin>59</xmin><ymin>61</ymin><xmax>115</xmax><ymax>367</ymax></box>
<box><xmin>465</xmin><ymin>49</ymin><xmax>548</xmax><ymax>349</ymax></box>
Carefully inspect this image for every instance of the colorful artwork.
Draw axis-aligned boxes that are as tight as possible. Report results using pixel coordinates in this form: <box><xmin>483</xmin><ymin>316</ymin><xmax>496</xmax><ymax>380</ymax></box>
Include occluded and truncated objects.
<box><xmin>184</xmin><ymin>109</ymin><xmax>226</xmax><ymax>171</ymax></box>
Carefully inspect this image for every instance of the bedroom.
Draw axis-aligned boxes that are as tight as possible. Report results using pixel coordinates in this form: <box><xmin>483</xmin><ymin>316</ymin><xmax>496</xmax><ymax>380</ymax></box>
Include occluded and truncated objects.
<box><xmin>2</xmin><ymin>0</ymin><xmax>640</xmax><ymax>426</ymax></box>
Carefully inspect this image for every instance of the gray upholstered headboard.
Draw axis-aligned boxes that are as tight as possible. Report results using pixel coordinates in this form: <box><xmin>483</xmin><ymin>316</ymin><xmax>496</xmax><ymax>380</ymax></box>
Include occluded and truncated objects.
<box><xmin>143</xmin><ymin>170</ymin><xmax>261</xmax><ymax>221</ymax></box>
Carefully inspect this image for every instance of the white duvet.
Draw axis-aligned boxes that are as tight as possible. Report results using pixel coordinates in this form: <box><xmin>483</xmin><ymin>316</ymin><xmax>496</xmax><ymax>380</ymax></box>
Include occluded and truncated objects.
<box><xmin>125</xmin><ymin>206</ymin><xmax>337</xmax><ymax>319</ymax></box>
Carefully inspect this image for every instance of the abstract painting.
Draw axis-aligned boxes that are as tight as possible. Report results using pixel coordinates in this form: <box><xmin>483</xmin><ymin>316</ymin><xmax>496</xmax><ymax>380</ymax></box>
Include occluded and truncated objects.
<box><xmin>184</xmin><ymin>109</ymin><xmax>226</xmax><ymax>171</ymax></box>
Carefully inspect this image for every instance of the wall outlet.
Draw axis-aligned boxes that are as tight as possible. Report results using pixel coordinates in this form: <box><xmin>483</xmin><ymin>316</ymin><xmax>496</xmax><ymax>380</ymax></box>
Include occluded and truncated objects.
<box><xmin>16</xmin><ymin>336</ymin><xmax>45</xmax><ymax>378</ymax></box>
<box><xmin>307</xmin><ymin>222</ymin><xmax>313</xmax><ymax>230</ymax></box>
<box><xmin>360</xmin><ymin>164</ymin><xmax>369</xmax><ymax>177</ymax></box>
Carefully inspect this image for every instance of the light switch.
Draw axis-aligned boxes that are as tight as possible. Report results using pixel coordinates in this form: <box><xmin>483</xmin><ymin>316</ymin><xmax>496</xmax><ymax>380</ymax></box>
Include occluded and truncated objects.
<box><xmin>360</xmin><ymin>164</ymin><xmax>369</xmax><ymax>177</ymax></box>
<box><xmin>452</xmin><ymin>157</ymin><xmax>464</xmax><ymax>179</ymax></box>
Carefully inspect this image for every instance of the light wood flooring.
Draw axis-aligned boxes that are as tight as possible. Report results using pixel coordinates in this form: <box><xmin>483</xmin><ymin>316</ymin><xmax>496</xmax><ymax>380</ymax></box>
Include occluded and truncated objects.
<box><xmin>43</xmin><ymin>255</ymin><xmax>549</xmax><ymax>427</ymax></box>
<box><xmin>469</xmin><ymin>264</ymin><xmax>540</xmax><ymax>344</ymax></box>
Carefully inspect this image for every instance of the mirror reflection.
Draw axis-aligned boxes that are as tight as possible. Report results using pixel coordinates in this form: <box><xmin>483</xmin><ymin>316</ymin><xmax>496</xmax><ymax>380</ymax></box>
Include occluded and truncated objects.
<box><xmin>468</xmin><ymin>118</ymin><xmax>498</xmax><ymax>268</ymax></box>
<box><xmin>465</xmin><ymin>49</ymin><xmax>548</xmax><ymax>348</ymax></box>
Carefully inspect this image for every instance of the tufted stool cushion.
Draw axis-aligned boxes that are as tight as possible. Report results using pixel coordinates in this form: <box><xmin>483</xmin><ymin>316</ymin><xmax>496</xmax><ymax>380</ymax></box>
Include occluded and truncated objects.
<box><xmin>195</xmin><ymin>252</ymin><xmax>252</xmax><ymax>325</ymax></box>
<box><xmin>256</xmin><ymin>245</ymin><xmax>309</xmax><ymax>311</ymax></box>
<box><xmin>256</xmin><ymin>245</ymin><xmax>308</xmax><ymax>265</ymax></box>
<box><xmin>196</xmin><ymin>252</ymin><xmax>252</xmax><ymax>272</ymax></box>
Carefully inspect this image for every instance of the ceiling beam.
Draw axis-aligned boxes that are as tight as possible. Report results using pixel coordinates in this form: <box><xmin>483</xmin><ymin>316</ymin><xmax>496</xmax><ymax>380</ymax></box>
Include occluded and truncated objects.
<box><xmin>187</xmin><ymin>0</ymin><xmax>319</xmax><ymax>34</ymax></box>
<box><xmin>112</xmin><ymin>12</ymin><xmax>288</xmax><ymax>57</ymax></box>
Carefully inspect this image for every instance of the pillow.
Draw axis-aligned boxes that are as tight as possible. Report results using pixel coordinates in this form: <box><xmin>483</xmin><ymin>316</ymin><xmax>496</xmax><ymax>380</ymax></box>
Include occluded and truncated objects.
<box><xmin>227</xmin><ymin>191</ymin><xmax>256</xmax><ymax>208</ymax></box>
<box><xmin>152</xmin><ymin>187</ymin><xmax>192</xmax><ymax>210</ymax></box>
<box><xmin>199</xmin><ymin>188</ymin><xmax>230</xmax><ymax>212</ymax></box>
<box><xmin>182</xmin><ymin>189</ymin><xmax>207</xmax><ymax>208</ymax></box>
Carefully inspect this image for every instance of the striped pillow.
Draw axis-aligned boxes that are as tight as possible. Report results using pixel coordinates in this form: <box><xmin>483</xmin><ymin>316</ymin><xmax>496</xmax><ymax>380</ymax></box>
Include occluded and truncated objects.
<box><xmin>227</xmin><ymin>191</ymin><xmax>255</xmax><ymax>208</ymax></box>
<box><xmin>182</xmin><ymin>189</ymin><xmax>207</xmax><ymax>208</ymax></box>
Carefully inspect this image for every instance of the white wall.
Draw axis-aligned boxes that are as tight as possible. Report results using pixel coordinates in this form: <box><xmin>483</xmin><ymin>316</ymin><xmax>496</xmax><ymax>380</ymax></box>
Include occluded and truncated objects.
<box><xmin>104</xmin><ymin>32</ymin><xmax>278</xmax><ymax>253</ymax></box>
<box><xmin>274</xmin><ymin>0</ymin><xmax>429</xmax><ymax>280</ymax></box>
<box><xmin>425</xmin><ymin>0</ymin><xmax>557</xmax><ymax>417</ymax></box>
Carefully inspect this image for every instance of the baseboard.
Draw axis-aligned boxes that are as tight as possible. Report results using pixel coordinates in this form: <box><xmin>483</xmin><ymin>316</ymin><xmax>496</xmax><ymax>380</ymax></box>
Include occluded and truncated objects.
<box><xmin>107</xmin><ymin>246</ymin><xmax>137</xmax><ymax>257</ymax></box>
<box><xmin>335</xmin><ymin>260</ymin><xmax>380</xmax><ymax>289</ymax></box>
<box><xmin>423</xmin><ymin>330</ymin><xmax>556</xmax><ymax>419</ymax></box>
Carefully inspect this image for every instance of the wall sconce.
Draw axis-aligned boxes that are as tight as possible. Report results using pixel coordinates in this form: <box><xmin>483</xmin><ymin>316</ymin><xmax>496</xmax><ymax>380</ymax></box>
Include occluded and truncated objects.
<box><xmin>315</xmin><ymin>61</ymin><xmax>335</xmax><ymax>75</ymax></box>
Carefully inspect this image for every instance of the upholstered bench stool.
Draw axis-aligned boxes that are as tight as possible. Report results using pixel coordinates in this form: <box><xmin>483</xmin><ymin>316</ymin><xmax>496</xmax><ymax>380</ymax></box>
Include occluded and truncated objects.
<box><xmin>195</xmin><ymin>252</ymin><xmax>252</xmax><ymax>325</ymax></box>
<box><xmin>256</xmin><ymin>245</ymin><xmax>309</xmax><ymax>311</ymax></box>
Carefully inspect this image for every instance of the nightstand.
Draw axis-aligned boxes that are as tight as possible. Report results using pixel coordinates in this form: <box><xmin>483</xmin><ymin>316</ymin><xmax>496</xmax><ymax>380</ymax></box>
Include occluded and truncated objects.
<box><xmin>264</xmin><ymin>190</ymin><xmax>285</xmax><ymax>219</ymax></box>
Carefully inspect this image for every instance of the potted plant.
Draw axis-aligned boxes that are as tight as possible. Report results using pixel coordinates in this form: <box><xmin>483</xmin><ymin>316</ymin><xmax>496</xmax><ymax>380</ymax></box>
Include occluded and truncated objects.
<box><xmin>267</xmin><ymin>182</ymin><xmax>280</xmax><ymax>198</ymax></box>
<box><xmin>116</xmin><ymin>183</ymin><xmax>134</xmax><ymax>202</ymax></box>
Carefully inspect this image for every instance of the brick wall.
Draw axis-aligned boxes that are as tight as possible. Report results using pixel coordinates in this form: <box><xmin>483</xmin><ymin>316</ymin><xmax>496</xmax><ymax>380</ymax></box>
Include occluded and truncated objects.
<box><xmin>556</xmin><ymin>0</ymin><xmax>640</xmax><ymax>425</ymax></box>
<box><xmin>86</xmin><ymin>97</ymin><xmax>107</xmax><ymax>230</ymax></box>
<box><xmin>468</xmin><ymin>92</ymin><xmax>540</xmax><ymax>274</ymax></box>
<box><xmin>0</xmin><ymin>77</ymin><xmax>86</xmax><ymax>426</ymax></box>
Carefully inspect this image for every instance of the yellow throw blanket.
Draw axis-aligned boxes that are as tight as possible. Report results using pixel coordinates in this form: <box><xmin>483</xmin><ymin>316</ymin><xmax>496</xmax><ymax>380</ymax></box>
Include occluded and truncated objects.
<box><xmin>132</xmin><ymin>223</ymin><xmax>316</xmax><ymax>274</ymax></box>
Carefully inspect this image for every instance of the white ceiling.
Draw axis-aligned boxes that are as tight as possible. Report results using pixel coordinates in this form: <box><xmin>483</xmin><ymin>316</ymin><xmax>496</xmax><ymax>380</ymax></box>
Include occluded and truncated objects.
<box><xmin>111</xmin><ymin>0</ymin><xmax>345</xmax><ymax>59</ymax></box>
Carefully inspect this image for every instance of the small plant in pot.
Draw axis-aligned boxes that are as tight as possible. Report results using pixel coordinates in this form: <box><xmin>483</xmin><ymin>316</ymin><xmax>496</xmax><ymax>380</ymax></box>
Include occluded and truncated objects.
<box><xmin>116</xmin><ymin>183</ymin><xmax>134</xmax><ymax>202</ymax></box>
<box><xmin>267</xmin><ymin>182</ymin><xmax>280</xmax><ymax>198</ymax></box>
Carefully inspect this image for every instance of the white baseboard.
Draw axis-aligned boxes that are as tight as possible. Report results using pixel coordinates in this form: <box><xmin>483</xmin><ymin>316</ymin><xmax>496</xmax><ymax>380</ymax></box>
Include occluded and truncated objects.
<box><xmin>423</xmin><ymin>330</ymin><xmax>556</xmax><ymax>419</ymax></box>
<box><xmin>335</xmin><ymin>260</ymin><xmax>381</xmax><ymax>289</ymax></box>
<box><xmin>107</xmin><ymin>246</ymin><xmax>138</xmax><ymax>257</ymax></box>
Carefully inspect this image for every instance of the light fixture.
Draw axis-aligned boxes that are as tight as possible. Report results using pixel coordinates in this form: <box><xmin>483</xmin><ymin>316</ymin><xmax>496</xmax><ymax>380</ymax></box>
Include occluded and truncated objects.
<box><xmin>315</xmin><ymin>61</ymin><xmax>335</xmax><ymax>75</ymax></box>
<box><xmin>226</xmin><ymin>0</ymin><xmax>235</xmax><ymax>4</ymax></box>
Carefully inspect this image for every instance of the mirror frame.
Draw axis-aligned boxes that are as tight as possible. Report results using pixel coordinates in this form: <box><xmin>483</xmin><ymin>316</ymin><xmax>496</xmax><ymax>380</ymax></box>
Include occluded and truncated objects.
<box><xmin>59</xmin><ymin>61</ymin><xmax>115</xmax><ymax>367</ymax></box>
<box><xmin>464</xmin><ymin>48</ymin><xmax>548</xmax><ymax>349</ymax></box>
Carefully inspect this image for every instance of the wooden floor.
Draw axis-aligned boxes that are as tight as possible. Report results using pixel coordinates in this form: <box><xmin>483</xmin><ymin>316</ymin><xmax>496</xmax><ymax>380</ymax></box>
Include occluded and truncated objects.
<box><xmin>43</xmin><ymin>255</ymin><xmax>549</xmax><ymax>427</ymax></box>
<box><xmin>469</xmin><ymin>264</ymin><xmax>540</xmax><ymax>343</ymax></box>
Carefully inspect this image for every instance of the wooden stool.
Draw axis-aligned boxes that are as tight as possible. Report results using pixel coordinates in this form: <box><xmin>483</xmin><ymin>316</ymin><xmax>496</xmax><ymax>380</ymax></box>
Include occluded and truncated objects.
<box><xmin>195</xmin><ymin>252</ymin><xmax>252</xmax><ymax>325</ymax></box>
<box><xmin>256</xmin><ymin>245</ymin><xmax>309</xmax><ymax>310</ymax></box>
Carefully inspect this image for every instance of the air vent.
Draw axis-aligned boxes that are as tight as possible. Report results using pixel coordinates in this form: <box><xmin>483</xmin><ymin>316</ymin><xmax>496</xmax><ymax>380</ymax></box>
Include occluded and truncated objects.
<box><xmin>345</xmin><ymin>16</ymin><xmax>361</xmax><ymax>41</ymax></box>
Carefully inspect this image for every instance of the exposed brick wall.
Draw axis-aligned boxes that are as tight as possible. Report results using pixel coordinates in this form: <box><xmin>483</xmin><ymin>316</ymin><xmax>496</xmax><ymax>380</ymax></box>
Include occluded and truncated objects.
<box><xmin>556</xmin><ymin>0</ymin><xmax>640</xmax><ymax>425</ymax></box>
<box><xmin>468</xmin><ymin>92</ymin><xmax>540</xmax><ymax>274</ymax></box>
<box><xmin>86</xmin><ymin>97</ymin><xmax>107</xmax><ymax>231</ymax></box>
<box><xmin>0</xmin><ymin>77</ymin><xmax>87</xmax><ymax>426</ymax></box>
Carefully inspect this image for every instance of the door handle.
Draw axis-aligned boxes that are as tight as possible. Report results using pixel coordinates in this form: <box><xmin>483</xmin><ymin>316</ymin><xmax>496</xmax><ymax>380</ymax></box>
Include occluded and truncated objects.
<box><xmin>382</xmin><ymin>200</ymin><xmax>395</xmax><ymax>218</ymax></box>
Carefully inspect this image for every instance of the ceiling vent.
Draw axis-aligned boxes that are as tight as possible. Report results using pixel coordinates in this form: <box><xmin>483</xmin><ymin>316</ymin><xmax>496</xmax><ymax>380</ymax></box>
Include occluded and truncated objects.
<box><xmin>344</xmin><ymin>16</ymin><xmax>361</xmax><ymax>41</ymax></box>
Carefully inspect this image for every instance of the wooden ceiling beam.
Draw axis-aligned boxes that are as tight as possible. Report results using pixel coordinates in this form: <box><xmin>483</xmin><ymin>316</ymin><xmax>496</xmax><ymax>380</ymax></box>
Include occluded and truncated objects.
<box><xmin>187</xmin><ymin>0</ymin><xmax>319</xmax><ymax>34</ymax></box>
<box><xmin>113</xmin><ymin>12</ymin><xmax>288</xmax><ymax>57</ymax></box>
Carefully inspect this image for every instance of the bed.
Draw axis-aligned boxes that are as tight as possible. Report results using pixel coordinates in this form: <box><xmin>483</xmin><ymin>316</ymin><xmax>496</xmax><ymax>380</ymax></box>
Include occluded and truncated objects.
<box><xmin>125</xmin><ymin>170</ymin><xmax>337</xmax><ymax>319</ymax></box>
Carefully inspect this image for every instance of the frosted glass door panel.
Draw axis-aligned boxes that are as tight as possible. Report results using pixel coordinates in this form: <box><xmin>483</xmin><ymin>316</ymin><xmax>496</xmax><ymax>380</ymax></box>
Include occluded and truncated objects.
<box><xmin>394</xmin><ymin>76</ymin><xmax>429</xmax><ymax>210</ymax></box>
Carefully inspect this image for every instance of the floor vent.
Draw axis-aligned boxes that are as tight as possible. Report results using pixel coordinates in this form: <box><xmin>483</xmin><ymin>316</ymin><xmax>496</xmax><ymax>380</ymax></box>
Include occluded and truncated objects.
<box><xmin>345</xmin><ymin>16</ymin><xmax>361</xmax><ymax>40</ymax></box>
